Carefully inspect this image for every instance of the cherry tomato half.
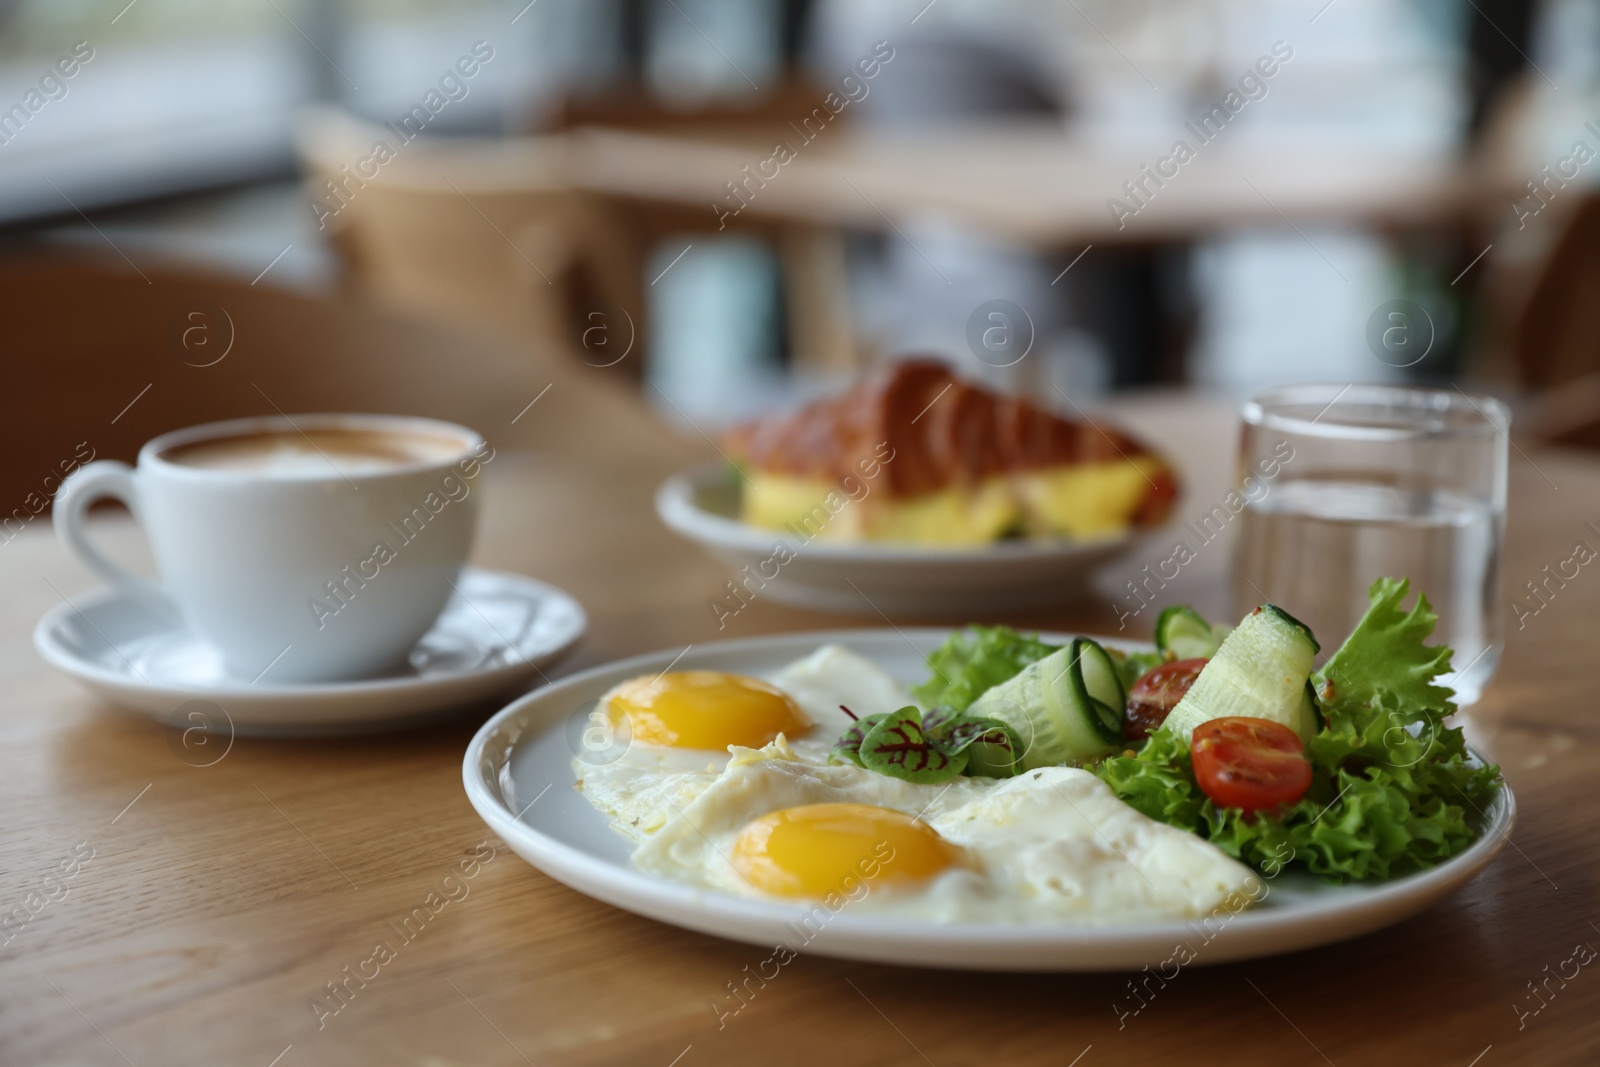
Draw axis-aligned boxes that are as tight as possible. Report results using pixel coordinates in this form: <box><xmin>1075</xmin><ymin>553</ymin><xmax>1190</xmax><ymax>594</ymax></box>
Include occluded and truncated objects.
<box><xmin>1190</xmin><ymin>717</ymin><xmax>1312</xmax><ymax>812</ymax></box>
<box><xmin>1124</xmin><ymin>658</ymin><xmax>1208</xmax><ymax>741</ymax></box>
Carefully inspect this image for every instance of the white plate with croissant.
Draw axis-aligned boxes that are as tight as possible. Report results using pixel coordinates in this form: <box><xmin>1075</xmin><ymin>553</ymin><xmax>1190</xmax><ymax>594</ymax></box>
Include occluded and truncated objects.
<box><xmin>656</xmin><ymin>360</ymin><xmax>1178</xmax><ymax>617</ymax></box>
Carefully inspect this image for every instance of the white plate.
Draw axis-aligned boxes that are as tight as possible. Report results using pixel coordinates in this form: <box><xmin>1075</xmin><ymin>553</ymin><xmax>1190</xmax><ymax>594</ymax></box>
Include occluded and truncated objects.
<box><xmin>462</xmin><ymin>628</ymin><xmax>1514</xmax><ymax>971</ymax></box>
<box><xmin>655</xmin><ymin>463</ymin><xmax>1162</xmax><ymax>616</ymax></box>
<box><xmin>35</xmin><ymin>567</ymin><xmax>586</xmax><ymax>737</ymax></box>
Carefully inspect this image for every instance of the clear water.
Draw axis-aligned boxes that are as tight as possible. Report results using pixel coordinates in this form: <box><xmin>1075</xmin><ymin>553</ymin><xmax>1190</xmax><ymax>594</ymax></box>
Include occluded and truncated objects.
<box><xmin>1233</xmin><ymin>480</ymin><xmax>1503</xmax><ymax>704</ymax></box>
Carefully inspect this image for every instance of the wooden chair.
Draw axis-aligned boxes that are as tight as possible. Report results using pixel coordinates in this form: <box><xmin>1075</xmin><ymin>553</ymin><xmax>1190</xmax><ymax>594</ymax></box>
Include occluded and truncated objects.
<box><xmin>1454</xmin><ymin>76</ymin><xmax>1600</xmax><ymax>449</ymax></box>
<box><xmin>1474</xmin><ymin>191</ymin><xmax>1600</xmax><ymax>450</ymax></box>
<box><xmin>295</xmin><ymin>108</ymin><xmax>645</xmax><ymax>380</ymax></box>
<box><xmin>0</xmin><ymin>246</ymin><xmax>700</xmax><ymax>525</ymax></box>
<box><xmin>304</xmin><ymin>86</ymin><xmax>865</xmax><ymax>384</ymax></box>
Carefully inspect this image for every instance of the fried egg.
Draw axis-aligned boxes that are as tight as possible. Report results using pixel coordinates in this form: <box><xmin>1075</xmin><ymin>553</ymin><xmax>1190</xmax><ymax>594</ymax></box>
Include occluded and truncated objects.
<box><xmin>574</xmin><ymin>643</ymin><xmax>1258</xmax><ymax>923</ymax></box>
<box><xmin>633</xmin><ymin>744</ymin><xmax>1258</xmax><ymax>922</ymax></box>
<box><xmin>604</xmin><ymin>671</ymin><xmax>810</xmax><ymax>750</ymax></box>
<box><xmin>572</xmin><ymin>645</ymin><xmax>916</xmax><ymax>841</ymax></box>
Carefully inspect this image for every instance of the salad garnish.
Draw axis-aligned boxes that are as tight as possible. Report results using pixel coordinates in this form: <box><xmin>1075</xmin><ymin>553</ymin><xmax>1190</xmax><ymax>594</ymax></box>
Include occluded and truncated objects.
<box><xmin>1097</xmin><ymin>578</ymin><xmax>1501</xmax><ymax>881</ymax></box>
<box><xmin>911</xmin><ymin>626</ymin><xmax>1060</xmax><ymax>712</ymax></box>
<box><xmin>830</xmin><ymin>576</ymin><xmax>1503</xmax><ymax>883</ymax></box>
<box><xmin>830</xmin><ymin>705</ymin><xmax>1023</xmax><ymax>783</ymax></box>
<box><xmin>1123</xmin><ymin>658</ymin><xmax>1207</xmax><ymax>741</ymax></box>
<box><xmin>1188</xmin><ymin>717</ymin><xmax>1313</xmax><ymax>811</ymax></box>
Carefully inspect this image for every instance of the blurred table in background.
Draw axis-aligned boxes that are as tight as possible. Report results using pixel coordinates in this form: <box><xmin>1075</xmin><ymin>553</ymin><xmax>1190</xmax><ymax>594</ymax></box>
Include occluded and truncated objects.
<box><xmin>297</xmin><ymin>114</ymin><xmax>1518</xmax><ymax>389</ymax></box>
<box><xmin>566</xmin><ymin>123</ymin><xmax>1506</xmax><ymax>247</ymax></box>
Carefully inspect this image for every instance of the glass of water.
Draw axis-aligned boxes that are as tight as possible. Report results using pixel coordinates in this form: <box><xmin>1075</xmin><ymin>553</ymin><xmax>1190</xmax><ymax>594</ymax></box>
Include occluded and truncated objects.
<box><xmin>1232</xmin><ymin>384</ymin><xmax>1509</xmax><ymax>704</ymax></box>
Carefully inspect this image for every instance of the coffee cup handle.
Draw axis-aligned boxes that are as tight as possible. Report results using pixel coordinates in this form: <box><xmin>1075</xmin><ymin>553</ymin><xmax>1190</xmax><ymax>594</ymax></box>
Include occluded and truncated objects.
<box><xmin>53</xmin><ymin>461</ymin><xmax>179</xmax><ymax>619</ymax></box>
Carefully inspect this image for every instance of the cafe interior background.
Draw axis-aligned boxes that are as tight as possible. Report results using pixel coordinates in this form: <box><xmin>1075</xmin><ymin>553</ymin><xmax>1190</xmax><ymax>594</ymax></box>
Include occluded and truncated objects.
<box><xmin>3</xmin><ymin>0</ymin><xmax>1598</xmax><ymax>430</ymax></box>
<box><xmin>6</xmin><ymin>0</ymin><xmax>1594</xmax><ymax>639</ymax></box>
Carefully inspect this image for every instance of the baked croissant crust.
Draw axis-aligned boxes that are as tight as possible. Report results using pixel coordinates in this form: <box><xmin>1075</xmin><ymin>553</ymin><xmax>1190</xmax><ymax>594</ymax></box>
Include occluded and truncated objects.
<box><xmin>723</xmin><ymin>359</ymin><xmax>1178</xmax><ymax>545</ymax></box>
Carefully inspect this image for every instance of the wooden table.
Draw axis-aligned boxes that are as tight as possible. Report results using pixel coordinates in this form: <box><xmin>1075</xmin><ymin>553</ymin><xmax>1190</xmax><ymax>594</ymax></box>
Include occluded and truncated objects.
<box><xmin>556</xmin><ymin>124</ymin><xmax>1514</xmax><ymax>376</ymax></box>
<box><xmin>3</xmin><ymin>389</ymin><xmax>1597</xmax><ymax>1066</ymax></box>
<box><xmin>566</xmin><ymin>124</ymin><xmax>1504</xmax><ymax>247</ymax></box>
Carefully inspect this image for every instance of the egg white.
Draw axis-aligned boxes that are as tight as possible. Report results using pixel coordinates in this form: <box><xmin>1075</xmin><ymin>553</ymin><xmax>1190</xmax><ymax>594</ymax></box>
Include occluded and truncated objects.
<box><xmin>632</xmin><ymin>743</ymin><xmax>1257</xmax><ymax>923</ymax></box>
<box><xmin>767</xmin><ymin>643</ymin><xmax>919</xmax><ymax>750</ymax></box>
<box><xmin>572</xmin><ymin>644</ymin><xmax>915</xmax><ymax>842</ymax></box>
<box><xmin>924</xmin><ymin>765</ymin><xmax>1260</xmax><ymax>921</ymax></box>
<box><xmin>574</xmin><ymin>642</ymin><xmax>1259</xmax><ymax>923</ymax></box>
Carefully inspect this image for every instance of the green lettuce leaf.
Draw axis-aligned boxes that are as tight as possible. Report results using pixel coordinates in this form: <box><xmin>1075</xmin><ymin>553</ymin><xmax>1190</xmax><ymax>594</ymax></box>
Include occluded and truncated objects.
<box><xmin>1314</xmin><ymin>576</ymin><xmax>1456</xmax><ymax>719</ymax></box>
<box><xmin>1095</xmin><ymin>577</ymin><xmax>1503</xmax><ymax>882</ymax></box>
<box><xmin>1096</xmin><ymin>728</ymin><xmax>1206</xmax><ymax>827</ymax></box>
<box><xmin>911</xmin><ymin>626</ymin><xmax>1061</xmax><ymax>713</ymax></box>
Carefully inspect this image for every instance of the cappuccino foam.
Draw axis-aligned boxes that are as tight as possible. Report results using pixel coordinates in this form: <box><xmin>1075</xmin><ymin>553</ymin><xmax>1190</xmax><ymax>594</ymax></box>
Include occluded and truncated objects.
<box><xmin>164</xmin><ymin>428</ymin><xmax>466</xmax><ymax>477</ymax></box>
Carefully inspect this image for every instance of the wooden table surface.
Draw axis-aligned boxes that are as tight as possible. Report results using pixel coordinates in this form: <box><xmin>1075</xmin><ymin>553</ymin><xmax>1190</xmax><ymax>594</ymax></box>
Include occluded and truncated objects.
<box><xmin>566</xmin><ymin>124</ymin><xmax>1503</xmax><ymax>247</ymax></box>
<box><xmin>325</xmin><ymin>121</ymin><xmax>1503</xmax><ymax>250</ymax></box>
<box><xmin>3</xmin><ymin>386</ymin><xmax>1597</xmax><ymax>1067</ymax></box>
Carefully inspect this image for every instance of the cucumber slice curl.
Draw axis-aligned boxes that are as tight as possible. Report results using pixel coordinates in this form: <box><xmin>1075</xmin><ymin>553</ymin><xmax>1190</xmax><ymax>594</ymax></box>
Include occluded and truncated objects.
<box><xmin>969</xmin><ymin>639</ymin><xmax>1126</xmax><ymax>768</ymax></box>
<box><xmin>1163</xmin><ymin>603</ymin><xmax>1319</xmax><ymax>743</ymax></box>
<box><xmin>1155</xmin><ymin>604</ymin><xmax>1231</xmax><ymax>660</ymax></box>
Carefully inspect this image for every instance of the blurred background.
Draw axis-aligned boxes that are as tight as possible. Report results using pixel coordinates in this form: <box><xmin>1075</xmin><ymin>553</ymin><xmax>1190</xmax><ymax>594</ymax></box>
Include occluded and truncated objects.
<box><xmin>3</xmin><ymin>0</ymin><xmax>1599</xmax><ymax>445</ymax></box>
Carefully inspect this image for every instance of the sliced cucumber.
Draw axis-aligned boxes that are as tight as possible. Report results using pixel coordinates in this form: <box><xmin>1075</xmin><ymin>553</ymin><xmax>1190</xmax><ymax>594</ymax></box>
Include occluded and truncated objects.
<box><xmin>1262</xmin><ymin>603</ymin><xmax>1319</xmax><ymax>655</ymax></box>
<box><xmin>1155</xmin><ymin>605</ymin><xmax>1225</xmax><ymax>660</ymax></box>
<box><xmin>1071</xmin><ymin>638</ymin><xmax>1126</xmax><ymax>736</ymax></box>
<box><xmin>1301</xmin><ymin>680</ymin><xmax>1325</xmax><ymax>734</ymax></box>
<box><xmin>968</xmin><ymin>642</ymin><xmax>1123</xmax><ymax>768</ymax></box>
<box><xmin>1162</xmin><ymin>604</ymin><xmax>1319</xmax><ymax>743</ymax></box>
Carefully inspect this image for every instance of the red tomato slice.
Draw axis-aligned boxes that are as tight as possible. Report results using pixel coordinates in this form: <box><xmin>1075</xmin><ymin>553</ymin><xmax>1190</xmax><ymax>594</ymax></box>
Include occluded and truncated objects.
<box><xmin>1124</xmin><ymin>658</ymin><xmax>1208</xmax><ymax>741</ymax></box>
<box><xmin>1190</xmin><ymin>717</ymin><xmax>1312</xmax><ymax>812</ymax></box>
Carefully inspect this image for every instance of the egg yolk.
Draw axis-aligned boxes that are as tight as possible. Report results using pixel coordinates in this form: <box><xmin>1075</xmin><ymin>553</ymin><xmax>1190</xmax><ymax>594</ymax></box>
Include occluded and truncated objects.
<box><xmin>730</xmin><ymin>803</ymin><xmax>961</xmax><ymax>899</ymax></box>
<box><xmin>606</xmin><ymin>671</ymin><xmax>810</xmax><ymax>750</ymax></box>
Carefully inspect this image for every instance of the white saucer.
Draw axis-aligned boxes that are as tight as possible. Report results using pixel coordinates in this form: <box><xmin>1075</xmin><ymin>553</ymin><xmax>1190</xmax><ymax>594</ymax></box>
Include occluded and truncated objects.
<box><xmin>463</xmin><ymin>628</ymin><xmax>1513</xmax><ymax>971</ymax></box>
<box><xmin>655</xmin><ymin>463</ymin><xmax>1164</xmax><ymax>616</ymax></box>
<box><xmin>35</xmin><ymin>567</ymin><xmax>586</xmax><ymax>737</ymax></box>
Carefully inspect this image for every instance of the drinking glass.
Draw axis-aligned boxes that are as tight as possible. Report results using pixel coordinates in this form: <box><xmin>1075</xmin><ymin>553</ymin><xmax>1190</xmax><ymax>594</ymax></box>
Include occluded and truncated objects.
<box><xmin>1232</xmin><ymin>384</ymin><xmax>1509</xmax><ymax>704</ymax></box>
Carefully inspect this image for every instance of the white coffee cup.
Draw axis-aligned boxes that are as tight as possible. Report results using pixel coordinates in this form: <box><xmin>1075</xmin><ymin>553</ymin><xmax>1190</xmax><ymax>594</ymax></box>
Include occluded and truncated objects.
<box><xmin>53</xmin><ymin>413</ymin><xmax>491</xmax><ymax>684</ymax></box>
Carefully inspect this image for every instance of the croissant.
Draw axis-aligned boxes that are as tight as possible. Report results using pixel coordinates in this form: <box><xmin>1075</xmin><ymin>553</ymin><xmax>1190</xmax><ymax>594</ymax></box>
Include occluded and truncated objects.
<box><xmin>724</xmin><ymin>359</ymin><xmax>1178</xmax><ymax>545</ymax></box>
